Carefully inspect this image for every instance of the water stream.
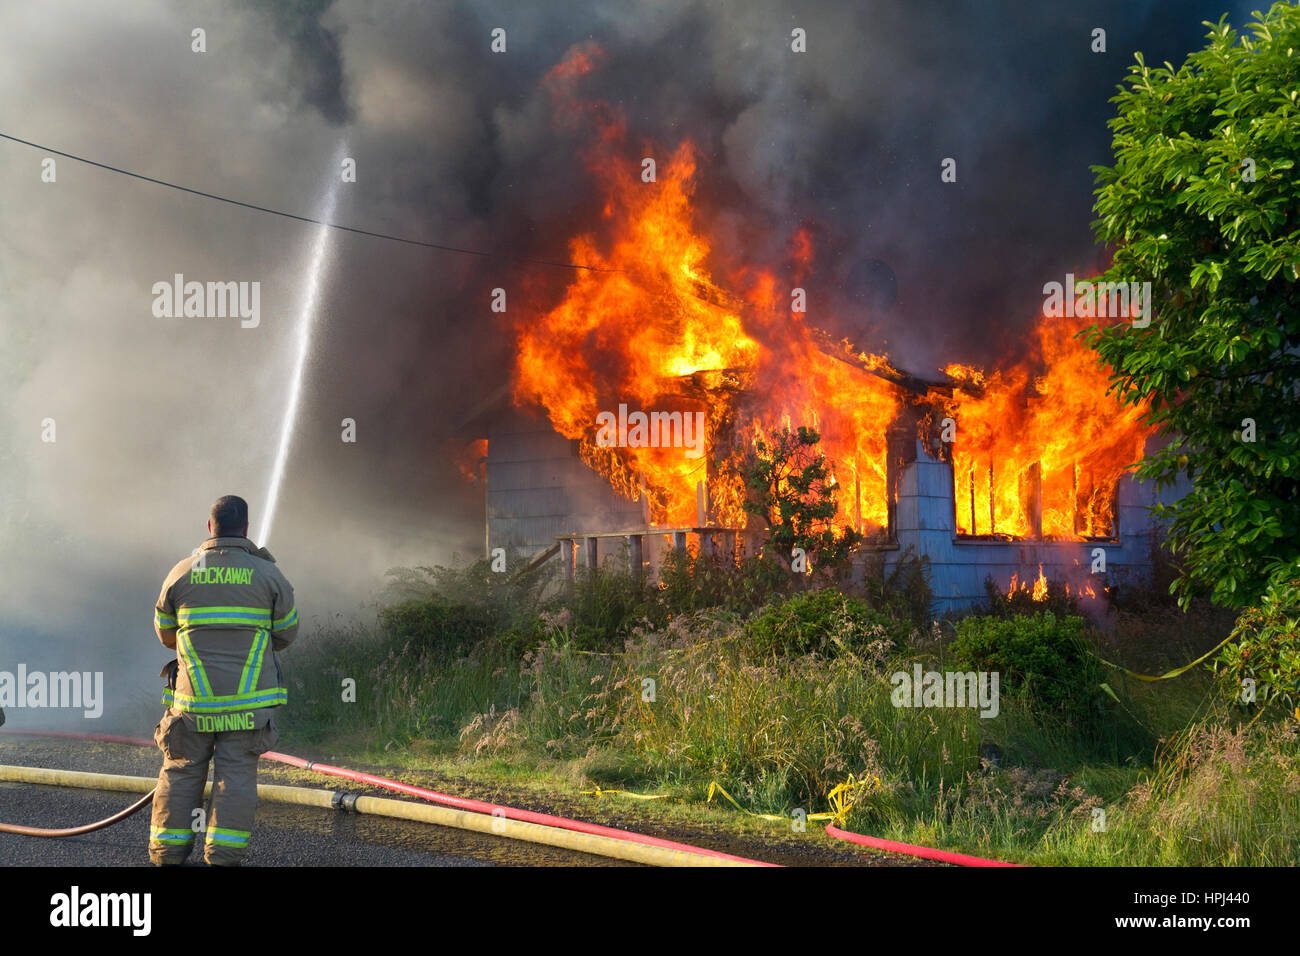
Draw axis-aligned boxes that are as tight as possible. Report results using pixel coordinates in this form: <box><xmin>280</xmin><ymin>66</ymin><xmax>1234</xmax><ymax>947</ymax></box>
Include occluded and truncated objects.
<box><xmin>254</xmin><ymin>146</ymin><xmax>347</xmax><ymax>548</ymax></box>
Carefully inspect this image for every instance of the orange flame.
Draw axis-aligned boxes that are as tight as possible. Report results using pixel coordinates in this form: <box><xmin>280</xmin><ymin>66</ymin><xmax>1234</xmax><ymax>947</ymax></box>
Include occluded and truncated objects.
<box><xmin>505</xmin><ymin>47</ymin><xmax>1153</xmax><ymax>540</ymax></box>
<box><xmin>1005</xmin><ymin>565</ymin><xmax>1049</xmax><ymax>601</ymax></box>
<box><xmin>1032</xmin><ymin>564</ymin><xmax>1048</xmax><ymax>601</ymax></box>
<box><xmin>1007</xmin><ymin>564</ymin><xmax>1102</xmax><ymax>602</ymax></box>
<box><xmin>947</xmin><ymin>307</ymin><xmax>1152</xmax><ymax>539</ymax></box>
<box><xmin>512</xmin><ymin>47</ymin><xmax>899</xmax><ymax>531</ymax></box>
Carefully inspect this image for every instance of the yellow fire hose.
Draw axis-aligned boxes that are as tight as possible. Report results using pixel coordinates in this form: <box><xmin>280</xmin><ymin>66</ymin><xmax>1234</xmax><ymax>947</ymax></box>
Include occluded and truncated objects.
<box><xmin>0</xmin><ymin>764</ymin><xmax>758</xmax><ymax>867</ymax></box>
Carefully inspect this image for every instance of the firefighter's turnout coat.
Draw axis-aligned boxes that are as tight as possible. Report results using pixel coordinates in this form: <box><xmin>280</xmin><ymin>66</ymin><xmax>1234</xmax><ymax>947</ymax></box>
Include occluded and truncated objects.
<box><xmin>154</xmin><ymin>536</ymin><xmax>299</xmax><ymax>727</ymax></box>
<box><xmin>148</xmin><ymin>536</ymin><xmax>299</xmax><ymax>865</ymax></box>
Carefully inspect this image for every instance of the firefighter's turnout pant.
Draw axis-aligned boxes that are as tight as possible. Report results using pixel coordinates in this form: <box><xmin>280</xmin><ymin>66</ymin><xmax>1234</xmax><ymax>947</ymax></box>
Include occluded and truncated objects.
<box><xmin>148</xmin><ymin>709</ymin><xmax>278</xmax><ymax>865</ymax></box>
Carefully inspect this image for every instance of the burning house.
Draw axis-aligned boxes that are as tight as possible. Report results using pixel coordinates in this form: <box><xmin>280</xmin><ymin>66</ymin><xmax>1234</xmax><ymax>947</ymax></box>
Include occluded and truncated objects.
<box><xmin>457</xmin><ymin>260</ymin><xmax>1173</xmax><ymax>615</ymax></box>
<box><xmin>453</xmin><ymin>49</ymin><xmax>1177</xmax><ymax>616</ymax></box>
<box><xmin>459</xmin><ymin>317</ymin><xmax>1173</xmax><ymax>616</ymax></box>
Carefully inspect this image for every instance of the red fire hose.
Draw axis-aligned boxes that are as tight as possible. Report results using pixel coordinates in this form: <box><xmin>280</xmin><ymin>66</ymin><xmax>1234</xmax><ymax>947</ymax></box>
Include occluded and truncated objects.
<box><xmin>260</xmin><ymin>749</ymin><xmax>770</xmax><ymax>864</ymax></box>
<box><xmin>825</xmin><ymin>823</ymin><xmax>1021</xmax><ymax>866</ymax></box>
<box><xmin>0</xmin><ymin>730</ymin><xmax>770</xmax><ymax>865</ymax></box>
<box><xmin>2</xmin><ymin>730</ymin><xmax>1020</xmax><ymax>866</ymax></box>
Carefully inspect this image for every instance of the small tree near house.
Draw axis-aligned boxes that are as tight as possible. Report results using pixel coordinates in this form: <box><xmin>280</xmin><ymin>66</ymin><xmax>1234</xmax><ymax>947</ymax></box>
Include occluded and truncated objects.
<box><xmin>740</xmin><ymin>425</ymin><xmax>862</xmax><ymax>584</ymax></box>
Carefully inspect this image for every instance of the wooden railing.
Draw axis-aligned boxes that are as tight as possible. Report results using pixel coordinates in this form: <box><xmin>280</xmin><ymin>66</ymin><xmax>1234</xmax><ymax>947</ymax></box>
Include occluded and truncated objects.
<box><xmin>554</xmin><ymin>527</ymin><xmax>741</xmax><ymax>581</ymax></box>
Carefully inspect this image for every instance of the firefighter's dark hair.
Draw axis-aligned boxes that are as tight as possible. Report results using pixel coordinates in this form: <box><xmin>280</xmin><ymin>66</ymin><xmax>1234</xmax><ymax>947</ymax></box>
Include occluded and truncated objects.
<box><xmin>210</xmin><ymin>495</ymin><xmax>249</xmax><ymax>536</ymax></box>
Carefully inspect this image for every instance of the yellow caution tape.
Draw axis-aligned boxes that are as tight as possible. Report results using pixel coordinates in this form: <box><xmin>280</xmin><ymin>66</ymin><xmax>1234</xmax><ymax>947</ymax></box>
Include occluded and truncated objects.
<box><xmin>1092</xmin><ymin>632</ymin><xmax>1235</xmax><ymax>682</ymax></box>
<box><xmin>707</xmin><ymin>774</ymin><xmax>882</xmax><ymax>826</ymax></box>
<box><xmin>825</xmin><ymin>774</ymin><xmax>882</xmax><ymax>825</ymax></box>
<box><xmin>706</xmin><ymin>781</ymin><xmax>799</xmax><ymax>823</ymax></box>
<box><xmin>583</xmin><ymin>774</ymin><xmax>885</xmax><ymax>826</ymax></box>
<box><xmin>579</xmin><ymin>787</ymin><xmax>669</xmax><ymax>800</ymax></box>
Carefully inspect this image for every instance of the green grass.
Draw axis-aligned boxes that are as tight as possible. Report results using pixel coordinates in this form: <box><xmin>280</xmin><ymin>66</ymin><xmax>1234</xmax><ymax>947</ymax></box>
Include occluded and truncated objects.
<box><xmin>274</xmin><ymin>563</ymin><xmax>1298</xmax><ymax>866</ymax></box>
<box><xmin>280</xmin><ymin>616</ymin><xmax>529</xmax><ymax>750</ymax></box>
<box><xmin>1037</xmin><ymin>716</ymin><xmax>1300</xmax><ymax>866</ymax></box>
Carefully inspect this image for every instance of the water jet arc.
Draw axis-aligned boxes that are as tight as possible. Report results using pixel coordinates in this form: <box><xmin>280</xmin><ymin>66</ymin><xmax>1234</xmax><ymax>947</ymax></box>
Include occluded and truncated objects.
<box><xmin>254</xmin><ymin>147</ymin><xmax>346</xmax><ymax>548</ymax></box>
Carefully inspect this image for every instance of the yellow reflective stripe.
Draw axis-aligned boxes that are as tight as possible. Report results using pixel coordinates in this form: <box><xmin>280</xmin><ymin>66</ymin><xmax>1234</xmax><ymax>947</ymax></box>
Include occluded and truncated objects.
<box><xmin>272</xmin><ymin>606</ymin><xmax>298</xmax><ymax>630</ymax></box>
<box><xmin>176</xmin><ymin>630</ymin><xmax>212</xmax><ymax>698</ymax></box>
<box><xmin>155</xmin><ymin>609</ymin><xmax>177</xmax><ymax>629</ymax></box>
<box><xmin>178</xmin><ymin>606</ymin><xmax>272</xmax><ymax>627</ymax></box>
<box><xmin>162</xmin><ymin>687</ymin><xmax>287</xmax><ymax>713</ymax></box>
<box><xmin>238</xmin><ymin>629</ymin><xmax>268</xmax><ymax>694</ymax></box>
<box><xmin>205</xmin><ymin>827</ymin><xmax>251</xmax><ymax>846</ymax></box>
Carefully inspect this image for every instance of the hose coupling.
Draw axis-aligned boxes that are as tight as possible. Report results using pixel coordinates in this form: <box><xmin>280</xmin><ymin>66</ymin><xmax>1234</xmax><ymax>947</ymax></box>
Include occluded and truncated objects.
<box><xmin>330</xmin><ymin>790</ymin><xmax>360</xmax><ymax>812</ymax></box>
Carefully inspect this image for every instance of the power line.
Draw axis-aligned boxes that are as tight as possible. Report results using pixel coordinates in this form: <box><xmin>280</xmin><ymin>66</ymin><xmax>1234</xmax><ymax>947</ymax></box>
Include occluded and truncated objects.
<box><xmin>0</xmin><ymin>131</ymin><xmax>616</xmax><ymax>273</ymax></box>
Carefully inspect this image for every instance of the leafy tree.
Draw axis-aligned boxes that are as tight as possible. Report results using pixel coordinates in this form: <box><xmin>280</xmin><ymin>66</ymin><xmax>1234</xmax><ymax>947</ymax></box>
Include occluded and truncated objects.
<box><xmin>1214</xmin><ymin>565</ymin><xmax>1300</xmax><ymax>719</ymax></box>
<box><xmin>1084</xmin><ymin>4</ymin><xmax>1300</xmax><ymax>608</ymax></box>
<box><xmin>740</xmin><ymin>425</ymin><xmax>861</xmax><ymax>582</ymax></box>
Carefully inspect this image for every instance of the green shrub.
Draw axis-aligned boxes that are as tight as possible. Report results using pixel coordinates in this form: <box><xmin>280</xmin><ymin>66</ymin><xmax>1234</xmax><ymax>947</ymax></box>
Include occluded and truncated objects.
<box><xmin>561</xmin><ymin>565</ymin><xmax>652</xmax><ymax>651</ymax></box>
<box><xmin>738</xmin><ymin>425</ymin><xmax>863</xmax><ymax>585</ymax></box>
<box><xmin>654</xmin><ymin>545</ymin><xmax>736</xmax><ymax>618</ymax></box>
<box><xmin>379</xmin><ymin>555</ymin><xmax>552</xmax><ymax>634</ymax></box>
<box><xmin>655</xmin><ymin>544</ymin><xmax>792</xmax><ymax>619</ymax></box>
<box><xmin>949</xmin><ymin>612</ymin><xmax>1105</xmax><ymax>725</ymax></box>
<box><xmin>1215</xmin><ymin>570</ymin><xmax>1300</xmax><ymax>719</ymax></box>
<box><xmin>744</xmin><ymin>587</ymin><xmax>913</xmax><ymax>658</ymax></box>
<box><xmin>378</xmin><ymin>600</ymin><xmax>496</xmax><ymax>652</ymax></box>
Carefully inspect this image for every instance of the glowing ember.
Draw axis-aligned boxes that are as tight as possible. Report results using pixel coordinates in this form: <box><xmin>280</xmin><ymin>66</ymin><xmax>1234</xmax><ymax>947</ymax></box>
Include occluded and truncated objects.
<box><xmin>451</xmin><ymin>438</ymin><xmax>488</xmax><ymax>484</ymax></box>
<box><xmin>1006</xmin><ymin>564</ymin><xmax>1101</xmax><ymax>602</ymax></box>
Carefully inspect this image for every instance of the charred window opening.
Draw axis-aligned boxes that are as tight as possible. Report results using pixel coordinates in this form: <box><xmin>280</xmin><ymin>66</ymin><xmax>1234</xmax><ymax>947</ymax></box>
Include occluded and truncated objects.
<box><xmin>938</xmin><ymin>353</ymin><xmax>1140</xmax><ymax>544</ymax></box>
<box><xmin>952</xmin><ymin>455</ymin><xmax>1121</xmax><ymax>541</ymax></box>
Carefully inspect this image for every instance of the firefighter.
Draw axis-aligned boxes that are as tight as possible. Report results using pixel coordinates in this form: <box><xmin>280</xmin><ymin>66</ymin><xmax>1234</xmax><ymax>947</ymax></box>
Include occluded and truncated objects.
<box><xmin>148</xmin><ymin>495</ymin><xmax>299</xmax><ymax>866</ymax></box>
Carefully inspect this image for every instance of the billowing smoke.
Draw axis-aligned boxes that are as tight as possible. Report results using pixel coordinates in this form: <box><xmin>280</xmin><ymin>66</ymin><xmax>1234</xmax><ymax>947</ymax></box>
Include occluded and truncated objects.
<box><xmin>0</xmin><ymin>0</ymin><xmax>1255</xmax><ymax>730</ymax></box>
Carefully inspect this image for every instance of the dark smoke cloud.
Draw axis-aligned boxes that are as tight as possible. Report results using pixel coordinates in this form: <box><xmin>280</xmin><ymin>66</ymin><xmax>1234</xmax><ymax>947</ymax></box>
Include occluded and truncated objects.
<box><xmin>237</xmin><ymin>0</ymin><xmax>353</xmax><ymax>125</ymax></box>
<box><xmin>0</xmin><ymin>0</ymin><xmax>1259</xmax><ymax>730</ymax></box>
<box><xmin>435</xmin><ymin>0</ymin><xmax>1260</xmax><ymax>373</ymax></box>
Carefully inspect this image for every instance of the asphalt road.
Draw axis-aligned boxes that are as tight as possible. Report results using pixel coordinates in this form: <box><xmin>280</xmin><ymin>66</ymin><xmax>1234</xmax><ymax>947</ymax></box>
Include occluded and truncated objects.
<box><xmin>0</xmin><ymin>734</ymin><xmax>901</xmax><ymax>867</ymax></box>
<box><xmin>0</xmin><ymin>737</ymin><xmax>630</xmax><ymax>867</ymax></box>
